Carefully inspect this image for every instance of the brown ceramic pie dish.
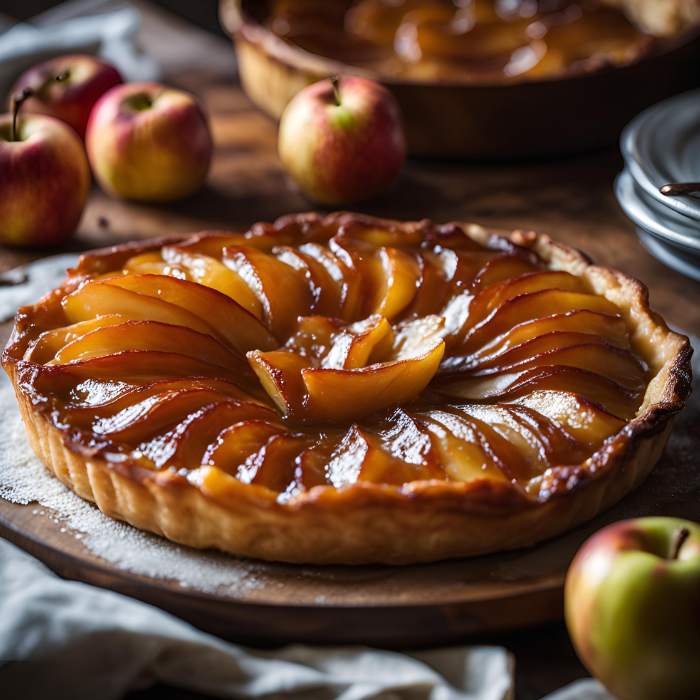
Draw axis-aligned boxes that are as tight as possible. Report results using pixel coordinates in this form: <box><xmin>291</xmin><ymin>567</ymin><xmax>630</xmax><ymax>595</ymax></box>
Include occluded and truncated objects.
<box><xmin>220</xmin><ymin>0</ymin><xmax>700</xmax><ymax>158</ymax></box>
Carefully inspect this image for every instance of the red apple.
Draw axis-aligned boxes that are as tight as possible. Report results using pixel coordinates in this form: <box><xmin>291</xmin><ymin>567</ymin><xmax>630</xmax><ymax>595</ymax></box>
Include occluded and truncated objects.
<box><xmin>9</xmin><ymin>54</ymin><xmax>122</xmax><ymax>140</ymax></box>
<box><xmin>85</xmin><ymin>82</ymin><xmax>212</xmax><ymax>202</ymax></box>
<box><xmin>565</xmin><ymin>517</ymin><xmax>700</xmax><ymax>700</ymax></box>
<box><xmin>278</xmin><ymin>75</ymin><xmax>406</xmax><ymax>205</ymax></box>
<box><xmin>0</xmin><ymin>95</ymin><xmax>90</xmax><ymax>247</ymax></box>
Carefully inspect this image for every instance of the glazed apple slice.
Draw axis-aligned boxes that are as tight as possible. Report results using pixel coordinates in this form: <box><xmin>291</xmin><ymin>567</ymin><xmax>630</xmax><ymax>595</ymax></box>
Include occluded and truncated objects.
<box><xmin>102</xmin><ymin>274</ymin><xmax>276</xmax><ymax>356</ymax></box>
<box><xmin>468</xmin><ymin>343</ymin><xmax>646</xmax><ymax>392</ymax></box>
<box><xmin>247</xmin><ymin>349</ymin><xmax>309</xmax><ymax>418</ymax></box>
<box><xmin>415</xmin><ymin>411</ymin><xmax>512</xmax><ymax>484</ymax></box>
<box><xmin>63</xmin><ymin>282</ymin><xmax>221</xmax><ymax>341</ymax></box>
<box><xmin>297</xmin><ymin>242</ymin><xmax>362</xmax><ymax>320</ymax></box>
<box><xmin>26</xmin><ymin>315</ymin><xmax>124</xmax><ymax>364</ymax></box>
<box><xmin>58</xmin><ymin>351</ymin><xmax>247</xmax><ymax>385</ymax></box>
<box><xmin>439</xmin><ymin>366</ymin><xmax>640</xmax><ymax>420</ymax></box>
<box><xmin>224</xmin><ymin>246</ymin><xmax>313</xmax><ymax>340</ymax></box>
<box><xmin>372</xmin><ymin>247</ymin><xmax>421</xmax><ymax>319</ymax></box>
<box><xmin>273</xmin><ymin>246</ymin><xmax>344</xmax><ymax>317</ymax></box>
<box><xmin>321</xmin><ymin>315</ymin><xmax>395</xmax><ymax>369</ymax></box>
<box><xmin>49</xmin><ymin>321</ymin><xmax>250</xmax><ymax>377</ymax></box>
<box><xmin>442</xmin><ymin>331</ymin><xmax>609</xmax><ymax>374</ymax></box>
<box><xmin>332</xmin><ymin>219</ymin><xmax>426</xmax><ymax>248</ymax></box>
<box><xmin>83</xmin><ymin>388</ymin><xmax>234</xmax><ymax>441</ymax></box>
<box><xmin>161</xmin><ymin>245</ymin><xmax>263</xmax><ymax>318</ymax></box>
<box><xmin>324</xmin><ymin>424</ymin><xmax>433</xmax><ymax>487</ymax></box>
<box><xmin>66</xmin><ymin>377</ymin><xmax>266</xmax><ymax>414</ymax></box>
<box><xmin>301</xmin><ymin>341</ymin><xmax>445</xmax><ymax>423</ymax></box>
<box><xmin>460</xmin><ymin>310</ymin><xmax>630</xmax><ymax>368</ymax></box>
<box><xmin>462</xmin><ymin>289</ymin><xmax>621</xmax><ymax>352</ymax></box>
<box><xmin>451</xmin><ymin>403</ymin><xmax>587</xmax><ymax>482</ymax></box>
<box><xmin>510</xmin><ymin>389</ymin><xmax>627</xmax><ymax>449</ymax></box>
<box><xmin>202</xmin><ymin>419</ymin><xmax>286</xmax><ymax>473</ymax></box>
<box><xmin>471</xmin><ymin>252</ymin><xmax>542</xmax><ymax>291</ymax></box>
<box><xmin>137</xmin><ymin>400</ymin><xmax>278</xmax><ymax>470</ymax></box>
<box><xmin>468</xmin><ymin>271</ymin><xmax>587</xmax><ymax>326</ymax></box>
<box><xmin>235</xmin><ymin>433</ymin><xmax>309</xmax><ymax>493</ymax></box>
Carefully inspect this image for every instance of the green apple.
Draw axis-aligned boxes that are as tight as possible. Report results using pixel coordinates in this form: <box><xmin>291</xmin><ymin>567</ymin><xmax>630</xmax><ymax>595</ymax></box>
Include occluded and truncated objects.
<box><xmin>565</xmin><ymin>517</ymin><xmax>700</xmax><ymax>700</ymax></box>
<box><xmin>278</xmin><ymin>75</ymin><xmax>406</xmax><ymax>205</ymax></box>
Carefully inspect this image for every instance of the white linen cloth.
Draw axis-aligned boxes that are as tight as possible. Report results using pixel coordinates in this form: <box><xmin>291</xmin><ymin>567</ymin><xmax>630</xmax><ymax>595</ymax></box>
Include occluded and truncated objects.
<box><xmin>0</xmin><ymin>0</ymin><xmax>158</xmax><ymax>98</ymax></box>
<box><xmin>0</xmin><ymin>538</ymin><xmax>515</xmax><ymax>700</ymax></box>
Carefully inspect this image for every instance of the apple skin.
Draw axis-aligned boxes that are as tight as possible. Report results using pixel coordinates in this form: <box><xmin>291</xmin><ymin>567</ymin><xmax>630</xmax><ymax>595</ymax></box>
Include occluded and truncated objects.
<box><xmin>0</xmin><ymin>113</ymin><xmax>90</xmax><ymax>247</ymax></box>
<box><xmin>10</xmin><ymin>54</ymin><xmax>122</xmax><ymax>140</ymax></box>
<box><xmin>85</xmin><ymin>82</ymin><xmax>212</xmax><ymax>202</ymax></box>
<box><xmin>278</xmin><ymin>76</ymin><xmax>407</xmax><ymax>205</ymax></box>
<box><xmin>565</xmin><ymin>517</ymin><xmax>700</xmax><ymax>700</ymax></box>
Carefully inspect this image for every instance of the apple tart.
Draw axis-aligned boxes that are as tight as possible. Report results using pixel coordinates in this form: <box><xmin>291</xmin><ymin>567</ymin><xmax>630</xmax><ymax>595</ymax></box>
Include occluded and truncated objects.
<box><xmin>3</xmin><ymin>213</ymin><xmax>691</xmax><ymax>564</ymax></box>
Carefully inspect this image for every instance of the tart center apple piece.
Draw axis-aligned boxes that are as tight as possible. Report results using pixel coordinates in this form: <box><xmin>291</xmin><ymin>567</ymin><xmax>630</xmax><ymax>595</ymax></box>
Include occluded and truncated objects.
<box><xmin>2</xmin><ymin>213</ymin><xmax>691</xmax><ymax>564</ymax></box>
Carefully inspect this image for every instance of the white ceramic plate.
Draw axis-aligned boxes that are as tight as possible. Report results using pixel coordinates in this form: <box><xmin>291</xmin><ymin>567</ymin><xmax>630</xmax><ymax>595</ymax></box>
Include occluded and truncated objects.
<box><xmin>621</xmin><ymin>88</ymin><xmax>700</xmax><ymax>222</ymax></box>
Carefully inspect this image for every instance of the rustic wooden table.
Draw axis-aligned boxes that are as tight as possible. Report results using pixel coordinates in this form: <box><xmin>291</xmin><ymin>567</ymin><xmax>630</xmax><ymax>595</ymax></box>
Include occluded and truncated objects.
<box><xmin>2</xmin><ymin>2</ymin><xmax>699</xmax><ymax>699</ymax></box>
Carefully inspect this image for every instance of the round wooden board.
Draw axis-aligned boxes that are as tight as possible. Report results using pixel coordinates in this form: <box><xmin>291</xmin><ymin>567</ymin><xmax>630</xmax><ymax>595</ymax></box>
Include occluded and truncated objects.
<box><xmin>0</xmin><ymin>321</ymin><xmax>698</xmax><ymax>647</ymax></box>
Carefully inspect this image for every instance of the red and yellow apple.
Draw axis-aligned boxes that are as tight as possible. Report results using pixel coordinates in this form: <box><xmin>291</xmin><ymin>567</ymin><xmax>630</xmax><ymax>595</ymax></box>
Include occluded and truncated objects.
<box><xmin>565</xmin><ymin>517</ymin><xmax>700</xmax><ymax>700</ymax></box>
<box><xmin>10</xmin><ymin>54</ymin><xmax>122</xmax><ymax>140</ymax></box>
<box><xmin>278</xmin><ymin>75</ymin><xmax>406</xmax><ymax>205</ymax></box>
<box><xmin>0</xmin><ymin>99</ymin><xmax>90</xmax><ymax>247</ymax></box>
<box><xmin>85</xmin><ymin>82</ymin><xmax>212</xmax><ymax>202</ymax></box>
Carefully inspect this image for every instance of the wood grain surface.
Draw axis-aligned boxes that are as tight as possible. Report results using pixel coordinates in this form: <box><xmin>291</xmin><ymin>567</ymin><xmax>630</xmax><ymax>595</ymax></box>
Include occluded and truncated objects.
<box><xmin>1</xmin><ymin>2</ymin><xmax>700</xmax><ymax>698</ymax></box>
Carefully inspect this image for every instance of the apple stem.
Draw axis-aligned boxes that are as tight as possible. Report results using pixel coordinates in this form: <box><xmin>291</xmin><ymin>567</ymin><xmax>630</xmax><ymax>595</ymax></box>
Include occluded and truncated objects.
<box><xmin>55</xmin><ymin>70</ymin><xmax>69</xmax><ymax>83</ymax></box>
<box><xmin>670</xmin><ymin>527</ymin><xmax>690</xmax><ymax>560</ymax></box>
<box><xmin>331</xmin><ymin>75</ymin><xmax>341</xmax><ymax>106</ymax></box>
<box><xmin>10</xmin><ymin>87</ymin><xmax>33</xmax><ymax>142</ymax></box>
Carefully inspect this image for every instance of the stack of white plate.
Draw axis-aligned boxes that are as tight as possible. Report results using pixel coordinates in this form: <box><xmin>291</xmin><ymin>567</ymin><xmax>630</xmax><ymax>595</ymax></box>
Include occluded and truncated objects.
<box><xmin>616</xmin><ymin>89</ymin><xmax>700</xmax><ymax>281</ymax></box>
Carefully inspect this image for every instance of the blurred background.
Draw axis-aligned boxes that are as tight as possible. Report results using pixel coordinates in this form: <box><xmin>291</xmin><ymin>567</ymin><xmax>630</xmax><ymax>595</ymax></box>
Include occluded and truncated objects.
<box><xmin>2</xmin><ymin>0</ymin><xmax>225</xmax><ymax>35</ymax></box>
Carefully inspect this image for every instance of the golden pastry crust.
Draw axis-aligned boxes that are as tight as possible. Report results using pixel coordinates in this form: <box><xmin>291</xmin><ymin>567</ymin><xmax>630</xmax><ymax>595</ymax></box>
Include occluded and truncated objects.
<box><xmin>603</xmin><ymin>0</ymin><xmax>700</xmax><ymax>37</ymax></box>
<box><xmin>3</xmin><ymin>213</ymin><xmax>692</xmax><ymax>564</ymax></box>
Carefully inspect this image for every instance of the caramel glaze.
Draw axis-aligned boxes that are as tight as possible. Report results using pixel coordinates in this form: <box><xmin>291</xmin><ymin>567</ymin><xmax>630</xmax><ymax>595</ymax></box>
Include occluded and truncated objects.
<box><xmin>5</xmin><ymin>214</ymin><xmax>649</xmax><ymax>504</ymax></box>
<box><xmin>269</xmin><ymin>0</ymin><xmax>653</xmax><ymax>82</ymax></box>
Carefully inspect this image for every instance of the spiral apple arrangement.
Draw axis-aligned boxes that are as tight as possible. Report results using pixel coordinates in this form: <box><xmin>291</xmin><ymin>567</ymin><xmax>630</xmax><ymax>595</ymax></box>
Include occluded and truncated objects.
<box><xmin>0</xmin><ymin>54</ymin><xmax>213</xmax><ymax>248</ymax></box>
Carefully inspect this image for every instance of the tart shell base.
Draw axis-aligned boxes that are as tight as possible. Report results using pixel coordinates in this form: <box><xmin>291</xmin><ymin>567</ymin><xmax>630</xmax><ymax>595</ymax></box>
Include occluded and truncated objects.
<box><xmin>9</xmin><ymin>367</ymin><xmax>673</xmax><ymax>565</ymax></box>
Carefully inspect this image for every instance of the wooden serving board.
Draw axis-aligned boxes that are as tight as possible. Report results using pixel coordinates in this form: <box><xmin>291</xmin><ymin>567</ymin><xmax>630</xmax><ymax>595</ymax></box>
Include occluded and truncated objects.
<box><xmin>0</xmin><ymin>318</ymin><xmax>698</xmax><ymax>648</ymax></box>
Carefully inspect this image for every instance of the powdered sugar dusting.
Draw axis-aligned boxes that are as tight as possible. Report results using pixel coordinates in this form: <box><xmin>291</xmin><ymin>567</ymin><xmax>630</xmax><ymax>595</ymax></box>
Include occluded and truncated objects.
<box><xmin>0</xmin><ymin>375</ymin><xmax>266</xmax><ymax>595</ymax></box>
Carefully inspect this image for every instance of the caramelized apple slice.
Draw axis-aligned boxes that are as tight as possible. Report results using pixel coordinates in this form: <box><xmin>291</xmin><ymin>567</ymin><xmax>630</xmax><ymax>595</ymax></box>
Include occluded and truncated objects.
<box><xmin>66</xmin><ymin>377</ymin><xmax>265</xmax><ymax>413</ymax></box>
<box><xmin>460</xmin><ymin>310</ymin><xmax>630</xmax><ymax>368</ymax></box>
<box><xmin>224</xmin><ymin>246</ymin><xmax>313</xmax><ymax>340</ymax></box>
<box><xmin>161</xmin><ymin>245</ymin><xmax>263</xmax><ymax>318</ymax></box>
<box><xmin>373</xmin><ymin>247</ymin><xmax>421</xmax><ymax>319</ymax></box>
<box><xmin>471</xmin><ymin>253</ymin><xmax>542</xmax><ymax>290</ymax></box>
<box><xmin>247</xmin><ymin>350</ymin><xmax>309</xmax><ymax>417</ymax></box>
<box><xmin>137</xmin><ymin>400</ymin><xmax>277</xmax><ymax>470</ymax></box>
<box><xmin>468</xmin><ymin>343</ymin><xmax>646</xmax><ymax>392</ymax></box>
<box><xmin>202</xmin><ymin>419</ymin><xmax>285</xmax><ymax>473</ymax></box>
<box><xmin>415</xmin><ymin>411</ymin><xmax>511</xmax><ymax>484</ymax></box>
<box><xmin>103</xmin><ymin>274</ymin><xmax>276</xmax><ymax>356</ymax></box>
<box><xmin>322</xmin><ymin>315</ymin><xmax>394</xmax><ymax>369</ymax></box>
<box><xmin>49</xmin><ymin>321</ymin><xmax>250</xmax><ymax>377</ymax></box>
<box><xmin>63</xmin><ymin>282</ymin><xmax>221</xmax><ymax>341</ymax></box>
<box><xmin>235</xmin><ymin>433</ymin><xmax>309</xmax><ymax>492</ymax></box>
<box><xmin>509</xmin><ymin>389</ymin><xmax>627</xmax><ymax>449</ymax></box>
<box><xmin>301</xmin><ymin>341</ymin><xmax>445</xmax><ymax>423</ymax></box>
<box><xmin>84</xmin><ymin>388</ymin><xmax>235</xmax><ymax>441</ymax></box>
<box><xmin>438</xmin><ymin>366</ymin><xmax>640</xmax><ymax>420</ymax></box>
<box><xmin>469</xmin><ymin>271</ymin><xmax>587</xmax><ymax>325</ymax></box>
<box><xmin>462</xmin><ymin>290</ymin><xmax>621</xmax><ymax>352</ymax></box>
<box><xmin>26</xmin><ymin>315</ymin><xmax>124</xmax><ymax>364</ymax></box>
<box><xmin>324</xmin><ymin>424</ymin><xmax>433</xmax><ymax>487</ymax></box>
<box><xmin>297</xmin><ymin>242</ymin><xmax>362</xmax><ymax>320</ymax></box>
<box><xmin>273</xmin><ymin>246</ymin><xmax>343</xmax><ymax>317</ymax></box>
<box><xmin>451</xmin><ymin>404</ymin><xmax>587</xmax><ymax>480</ymax></box>
<box><xmin>58</xmin><ymin>351</ymin><xmax>247</xmax><ymax>385</ymax></box>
